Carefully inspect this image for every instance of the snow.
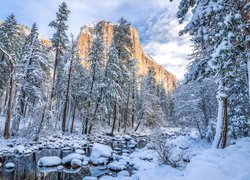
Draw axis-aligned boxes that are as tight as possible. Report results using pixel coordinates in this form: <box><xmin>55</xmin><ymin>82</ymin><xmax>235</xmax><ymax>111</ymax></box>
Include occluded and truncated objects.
<box><xmin>91</xmin><ymin>157</ymin><xmax>109</xmax><ymax>165</ymax></box>
<box><xmin>15</xmin><ymin>145</ymin><xmax>25</xmax><ymax>154</ymax></box>
<box><xmin>62</xmin><ymin>153</ymin><xmax>85</xmax><ymax>165</ymax></box>
<box><xmin>90</xmin><ymin>143</ymin><xmax>112</xmax><ymax>160</ymax></box>
<box><xmin>5</xmin><ymin>162</ymin><xmax>15</xmax><ymax>169</ymax></box>
<box><xmin>117</xmin><ymin>170</ymin><xmax>130</xmax><ymax>177</ymax></box>
<box><xmin>184</xmin><ymin>138</ymin><xmax>250</xmax><ymax>180</ymax></box>
<box><xmin>37</xmin><ymin>156</ymin><xmax>61</xmax><ymax>167</ymax></box>
<box><xmin>212</xmin><ymin>93</ymin><xmax>224</xmax><ymax>148</ymax></box>
<box><xmin>75</xmin><ymin>149</ymin><xmax>85</xmax><ymax>154</ymax></box>
<box><xmin>71</xmin><ymin>158</ymin><xmax>82</xmax><ymax>167</ymax></box>
<box><xmin>82</xmin><ymin>160</ymin><xmax>88</xmax><ymax>166</ymax></box>
<box><xmin>130</xmin><ymin>137</ymin><xmax>250</xmax><ymax>180</ymax></box>
<box><xmin>108</xmin><ymin>160</ymin><xmax>127</xmax><ymax>171</ymax></box>
<box><xmin>82</xmin><ymin>177</ymin><xmax>98</xmax><ymax>180</ymax></box>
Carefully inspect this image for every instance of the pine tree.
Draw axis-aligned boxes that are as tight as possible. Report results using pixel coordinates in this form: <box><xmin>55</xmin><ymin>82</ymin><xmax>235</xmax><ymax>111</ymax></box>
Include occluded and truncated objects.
<box><xmin>11</xmin><ymin>23</ymin><xmax>50</xmax><ymax>136</ymax></box>
<box><xmin>103</xmin><ymin>41</ymin><xmax>123</xmax><ymax>135</ymax></box>
<box><xmin>62</xmin><ymin>35</ymin><xmax>77</xmax><ymax>133</ymax></box>
<box><xmin>173</xmin><ymin>0</ymin><xmax>249</xmax><ymax>148</ymax></box>
<box><xmin>48</xmin><ymin>2</ymin><xmax>70</xmax><ymax>114</ymax></box>
<box><xmin>0</xmin><ymin>14</ymin><xmax>22</xmax><ymax>114</ymax></box>
<box><xmin>0</xmin><ymin>14</ymin><xmax>23</xmax><ymax>57</ymax></box>
<box><xmin>135</xmin><ymin>68</ymin><xmax>165</xmax><ymax>131</ymax></box>
<box><xmin>82</xmin><ymin>24</ymin><xmax>105</xmax><ymax>134</ymax></box>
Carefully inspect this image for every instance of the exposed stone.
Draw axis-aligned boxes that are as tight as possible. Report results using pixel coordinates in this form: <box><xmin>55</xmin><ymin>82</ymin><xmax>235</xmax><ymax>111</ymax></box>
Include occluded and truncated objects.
<box><xmin>77</xmin><ymin>21</ymin><xmax>177</xmax><ymax>92</ymax></box>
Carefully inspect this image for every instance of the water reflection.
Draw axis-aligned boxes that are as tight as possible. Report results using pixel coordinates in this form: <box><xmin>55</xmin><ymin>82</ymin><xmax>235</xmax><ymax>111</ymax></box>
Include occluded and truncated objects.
<box><xmin>0</xmin><ymin>136</ymin><xmax>147</xmax><ymax>180</ymax></box>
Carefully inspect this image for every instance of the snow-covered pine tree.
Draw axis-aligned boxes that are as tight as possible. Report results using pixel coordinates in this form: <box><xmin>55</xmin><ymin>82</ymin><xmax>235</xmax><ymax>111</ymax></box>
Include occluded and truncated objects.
<box><xmin>103</xmin><ymin>41</ymin><xmax>123</xmax><ymax>135</ymax></box>
<box><xmin>70</xmin><ymin>54</ymin><xmax>87</xmax><ymax>133</ymax></box>
<box><xmin>157</xmin><ymin>83</ymin><xmax>175</xmax><ymax>126</ymax></box>
<box><xmin>113</xmin><ymin>17</ymin><xmax>134</xmax><ymax>131</ymax></box>
<box><xmin>135</xmin><ymin>68</ymin><xmax>165</xmax><ymax>131</ymax></box>
<box><xmin>123</xmin><ymin>58</ymin><xmax>138</xmax><ymax>131</ymax></box>
<box><xmin>239</xmin><ymin>0</ymin><xmax>250</xmax><ymax>103</ymax></box>
<box><xmin>0</xmin><ymin>14</ymin><xmax>24</xmax><ymax>57</ymax></box>
<box><xmin>48</xmin><ymin>2</ymin><xmax>70</xmax><ymax>115</ymax></box>
<box><xmin>11</xmin><ymin>23</ymin><xmax>50</xmax><ymax>136</ymax></box>
<box><xmin>0</xmin><ymin>14</ymin><xmax>24</xmax><ymax>115</ymax></box>
<box><xmin>173</xmin><ymin>0</ymin><xmax>249</xmax><ymax>148</ymax></box>
<box><xmin>82</xmin><ymin>23</ymin><xmax>105</xmax><ymax>134</ymax></box>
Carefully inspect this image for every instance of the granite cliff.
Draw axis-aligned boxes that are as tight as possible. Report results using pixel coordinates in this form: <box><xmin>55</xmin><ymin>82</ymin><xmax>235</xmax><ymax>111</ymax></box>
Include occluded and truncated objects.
<box><xmin>77</xmin><ymin>21</ymin><xmax>177</xmax><ymax>92</ymax></box>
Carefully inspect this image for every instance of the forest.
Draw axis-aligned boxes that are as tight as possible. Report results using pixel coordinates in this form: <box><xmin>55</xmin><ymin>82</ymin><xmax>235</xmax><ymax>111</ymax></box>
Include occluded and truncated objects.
<box><xmin>0</xmin><ymin>1</ymin><xmax>249</xmax><ymax>180</ymax></box>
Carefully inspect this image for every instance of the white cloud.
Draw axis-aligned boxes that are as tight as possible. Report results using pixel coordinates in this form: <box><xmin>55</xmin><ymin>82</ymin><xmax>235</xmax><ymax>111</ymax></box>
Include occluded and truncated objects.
<box><xmin>141</xmin><ymin>1</ymin><xmax>192</xmax><ymax>80</ymax></box>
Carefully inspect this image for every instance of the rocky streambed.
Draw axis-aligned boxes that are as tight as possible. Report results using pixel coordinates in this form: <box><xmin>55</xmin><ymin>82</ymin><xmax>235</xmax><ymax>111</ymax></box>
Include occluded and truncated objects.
<box><xmin>0</xmin><ymin>134</ymin><xmax>148</xmax><ymax>180</ymax></box>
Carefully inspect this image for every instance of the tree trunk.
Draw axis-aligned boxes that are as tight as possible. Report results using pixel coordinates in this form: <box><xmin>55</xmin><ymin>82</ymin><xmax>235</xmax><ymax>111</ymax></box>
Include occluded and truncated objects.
<box><xmin>35</xmin><ymin>106</ymin><xmax>46</xmax><ymax>141</ymax></box>
<box><xmin>212</xmin><ymin>92</ymin><xmax>228</xmax><ymax>148</ymax></box>
<box><xmin>221</xmin><ymin>97</ymin><xmax>228</xmax><ymax>148</ymax></box>
<box><xmin>70</xmin><ymin>99</ymin><xmax>77</xmax><ymax>133</ymax></box>
<box><xmin>134</xmin><ymin>121</ymin><xmax>141</xmax><ymax>132</ymax></box>
<box><xmin>62</xmin><ymin>51</ymin><xmax>74</xmax><ymax>133</ymax></box>
<box><xmin>0</xmin><ymin>95</ymin><xmax>3</xmax><ymax>115</ymax></box>
<box><xmin>3</xmin><ymin>83</ymin><xmax>9</xmax><ymax>115</ymax></box>
<box><xmin>124</xmin><ymin>85</ymin><xmax>131</xmax><ymax>132</ymax></box>
<box><xmin>111</xmin><ymin>104</ymin><xmax>117</xmax><ymax>135</ymax></box>
<box><xmin>3</xmin><ymin>55</ymin><xmax>14</xmax><ymax>139</ymax></box>
<box><xmin>48</xmin><ymin>48</ymin><xmax>59</xmax><ymax>111</ymax></box>
<box><xmin>135</xmin><ymin>110</ymin><xmax>144</xmax><ymax>132</ymax></box>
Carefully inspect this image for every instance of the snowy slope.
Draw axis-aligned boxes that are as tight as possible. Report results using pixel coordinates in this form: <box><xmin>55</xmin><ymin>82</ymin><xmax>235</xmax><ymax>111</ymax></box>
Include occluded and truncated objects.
<box><xmin>133</xmin><ymin>137</ymin><xmax>250</xmax><ymax>180</ymax></box>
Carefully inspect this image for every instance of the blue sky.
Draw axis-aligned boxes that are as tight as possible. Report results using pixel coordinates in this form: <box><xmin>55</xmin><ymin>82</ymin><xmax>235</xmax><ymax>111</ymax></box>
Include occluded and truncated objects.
<box><xmin>0</xmin><ymin>0</ymin><xmax>191</xmax><ymax>79</ymax></box>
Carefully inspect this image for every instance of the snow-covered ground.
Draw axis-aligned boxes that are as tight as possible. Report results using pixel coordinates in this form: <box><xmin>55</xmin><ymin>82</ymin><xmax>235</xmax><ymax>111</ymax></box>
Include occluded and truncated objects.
<box><xmin>114</xmin><ymin>137</ymin><xmax>250</xmax><ymax>180</ymax></box>
<box><xmin>0</xmin><ymin>115</ymin><xmax>249</xmax><ymax>180</ymax></box>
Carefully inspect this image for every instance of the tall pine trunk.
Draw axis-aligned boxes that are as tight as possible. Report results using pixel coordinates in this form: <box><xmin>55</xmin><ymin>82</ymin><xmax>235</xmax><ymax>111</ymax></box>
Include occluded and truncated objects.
<box><xmin>70</xmin><ymin>98</ymin><xmax>77</xmax><ymax>133</ymax></box>
<box><xmin>212</xmin><ymin>81</ymin><xmax>228</xmax><ymax>148</ymax></box>
<box><xmin>2</xmin><ymin>48</ymin><xmax>14</xmax><ymax>139</ymax></box>
<box><xmin>124</xmin><ymin>85</ymin><xmax>131</xmax><ymax>132</ymax></box>
<box><xmin>111</xmin><ymin>104</ymin><xmax>117</xmax><ymax>135</ymax></box>
<box><xmin>62</xmin><ymin>50</ymin><xmax>73</xmax><ymax>133</ymax></box>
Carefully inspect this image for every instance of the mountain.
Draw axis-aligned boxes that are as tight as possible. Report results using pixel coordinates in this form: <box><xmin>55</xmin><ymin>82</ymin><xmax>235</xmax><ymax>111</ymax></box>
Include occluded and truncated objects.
<box><xmin>77</xmin><ymin>21</ymin><xmax>177</xmax><ymax>92</ymax></box>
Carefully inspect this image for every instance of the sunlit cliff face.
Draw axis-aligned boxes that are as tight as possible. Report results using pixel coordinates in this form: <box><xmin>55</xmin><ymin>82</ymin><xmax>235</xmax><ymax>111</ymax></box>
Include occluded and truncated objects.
<box><xmin>77</xmin><ymin>21</ymin><xmax>177</xmax><ymax>92</ymax></box>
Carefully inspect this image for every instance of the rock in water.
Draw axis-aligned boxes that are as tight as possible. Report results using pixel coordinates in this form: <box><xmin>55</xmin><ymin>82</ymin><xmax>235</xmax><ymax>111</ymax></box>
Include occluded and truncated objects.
<box><xmin>62</xmin><ymin>153</ymin><xmax>84</xmax><ymax>165</ymax></box>
<box><xmin>5</xmin><ymin>162</ymin><xmax>15</xmax><ymax>169</ymax></box>
<box><xmin>71</xmin><ymin>158</ymin><xmax>82</xmax><ymax>168</ymax></box>
<box><xmin>90</xmin><ymin>143</ymin><xmax>112</xmax><ymax>160</ymax></box>
<box><xmin>38</xmin><ymin>156</ymin><xmax>61</xmax><ymax>167</ymax></box>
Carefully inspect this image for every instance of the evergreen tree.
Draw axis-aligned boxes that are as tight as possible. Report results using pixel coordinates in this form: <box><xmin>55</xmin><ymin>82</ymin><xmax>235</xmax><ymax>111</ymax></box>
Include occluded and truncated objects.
<box><xmin>135</xmin><ymin>68</ymin><xmax>165</xmax><ymax>131</ymax></box>
<box><xmin>82</xmin><ymin>24</ymin><xmax>105</xmax><ymax>134</ymax></box>
<box><xmin>104</xmin><ymin>41</ymin><xmax>123</xmax><ymax>135</ymax></box>
<box><xmin>48</xmin><ymin>2</ymin><xmax>70</xmax><ymax>114</ymax></box>
<box><xmin>173</xmin><ymin>0</ymin><xmax>249</xmax><ymax>148</ymax></box>
<box><xmin>11</xmin><ymin>23</ymin><xmax>50</xmax><ymax>136</ymax></box>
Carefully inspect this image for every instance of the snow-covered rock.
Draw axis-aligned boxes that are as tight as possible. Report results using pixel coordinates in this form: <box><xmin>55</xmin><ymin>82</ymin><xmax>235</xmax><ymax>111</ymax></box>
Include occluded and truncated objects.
<box><xmin>5</xmin><ymin>162</ymin><xmax>15</xmax><ymax>169</ymax></box>
<box><xmin>82</xmin><ymin>177</ymin><xmax>98</xmax><ymax>180</ymax></box>
<box><xmin>91</xmin><ymin>157</ymin><xmax>109</xmax><ymax>165</ymax></box>
<box><xmin>82</xmin><ymin>160</ymin><xmax>88</xmax><ymax>166</ymax></box>
<box><xmin>15</xmin><ymin>145</ymin><xmax>25</xmax><ymax>154</ymax></box>
<box><xmin>71</xmin><ymin>158</ymin><xmax>82</xmax><ymax>168</ymax></box>
<box><xmin>38</xmin><ymin>156</ymin><xmax>61</xmax><ymax>167</ymax></box>
<box><xmin>62</xmin><ymin>153</ymin><xmax>84</xmax><ymax>165</ymax></box>
<box><xmin>124</xmin><ymin>135</ymin><xmax>132</xmax><ymax>140</ymax></box>
<box><xmin>108</xmin><ymin>160</ymin><xmax>127</xmax><ymax>171</ymax></box>
<box><xmin>117</xmin><ymin>170</ymin><xmax>130</xmax><ymax>177</ymax></box>
<box><xmin>90</xmin><ymin>143</ymin><xmax>112</xmax><ymax>161</ymax></box>
<box><xmin>57</xmin><ymin>165</ymin><xmax>64</xmax><ymax>171</ymax></box>
<box><xmin>75</xmin><ymin>149</ymin><xmax>85</xmax><ymax>154</ymax></box>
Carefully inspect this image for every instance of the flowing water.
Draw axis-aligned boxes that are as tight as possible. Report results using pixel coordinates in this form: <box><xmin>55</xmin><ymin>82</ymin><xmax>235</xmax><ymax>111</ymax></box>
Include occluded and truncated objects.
<box><xmin>0</xmin><ymin>136</ymin><xmax>147</xmax><ymax>180</ymax></box>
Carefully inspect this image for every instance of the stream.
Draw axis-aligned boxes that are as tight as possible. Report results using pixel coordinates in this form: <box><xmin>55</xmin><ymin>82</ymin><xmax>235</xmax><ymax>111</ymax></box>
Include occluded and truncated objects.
<box><xmin>0</xmin><ymin>135</ymin><xmax>148</xmax><ymax>180</ymax></box>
